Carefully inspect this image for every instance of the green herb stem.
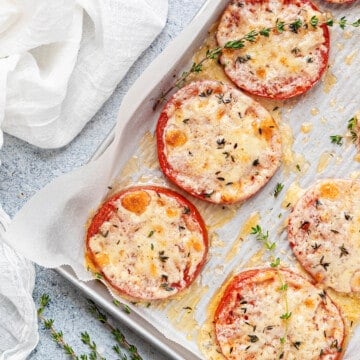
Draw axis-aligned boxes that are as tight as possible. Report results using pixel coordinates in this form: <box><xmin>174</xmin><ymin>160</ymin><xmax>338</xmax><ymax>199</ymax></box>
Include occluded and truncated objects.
<box><xmin>88</xmin><ymin>300</ymin><xmax>143</xmax><ymax>360</ymax></box>
<box><xmin>80</xmin><ymin>331</ymin><xmax>106</xmax><ymax>360</ymax></box>
<box><xmin>330</xmin><ymin>135</ymin><xmax>343</xmax><ymax>146</ymax></box>
<box><xmin>37</xmin><ymin>295</ymin><xmax>79</xmax><ymax>360</ymax></box>
<box><xmin>250</xmin><ymin>225</ymin><xmax>291</xmax><ymax>358</ymax></box>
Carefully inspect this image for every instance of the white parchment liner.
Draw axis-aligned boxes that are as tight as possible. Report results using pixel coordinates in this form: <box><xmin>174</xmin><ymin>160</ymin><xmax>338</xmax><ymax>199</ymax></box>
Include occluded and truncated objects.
<box><xmin>5</xmin><ymin>0</ymin><xmax>360</xmax><ymax>358</ymax></box>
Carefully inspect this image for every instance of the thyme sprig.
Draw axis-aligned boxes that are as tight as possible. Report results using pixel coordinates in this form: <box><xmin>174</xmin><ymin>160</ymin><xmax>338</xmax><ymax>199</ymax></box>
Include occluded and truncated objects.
<box><xmin>153</xmin><ymin>14</ymin><xmax>360</xmax><ymax>110</ymax></box>
<box><xmin>152</xmin><ymin>47</ymin><xmax>221</xmax><ymax>110</ymax></box>
<box><xmin>37</xmin><ymin>294</ymin><xmax>143</xmax><ymax>360</ymax></box>
<box><xmin>37</xmin><ymin>294</ymin><xmax>81</xmax><ymax>359</ymax></box>
<box><xmin>250</xmin><ymin>225</ymin><xmax>291</xmax><ymax>359</ymax></box>
<box><xmin>88</xmin><ymin>300</ymin><xmax>143</xmax><ymax>360</ymax></box>
<box><xmin>80</xmin><ymin>332</ymin><xmax>106</xmax><ymax>360</ymax></box>
<box><xmin>250</xmin><ymin>224</ymin><xmax>276</xmax><ymax>251</ymax></box>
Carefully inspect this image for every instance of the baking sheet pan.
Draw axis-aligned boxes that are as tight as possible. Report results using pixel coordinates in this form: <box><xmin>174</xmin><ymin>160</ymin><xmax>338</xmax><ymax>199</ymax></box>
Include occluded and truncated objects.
<box><xmin>52</xmin><ymin>0</ymin><xmax>360</xmax><ymax>358</ymax></box>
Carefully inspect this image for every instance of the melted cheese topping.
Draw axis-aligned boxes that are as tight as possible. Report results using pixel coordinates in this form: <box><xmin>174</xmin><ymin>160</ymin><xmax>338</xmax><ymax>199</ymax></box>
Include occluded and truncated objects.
<box><xmin>216</xmin><ymin>0</ymin><xmax>328</xmax><ymax>98</ymax></box>
<box><xmin>215</xmin><ymin>269</ymin><xmax>344</xmax><ymax>360</ymax></box>
<box><xmin>87</xmin><ymin>188</ymin><xmax>207</xmax><ymax>300</ymax></box>
<box><xmin>160</xmin><ymin>80</ymin><xmax>282</xmax><ymax>204</ymax></box>
<box><xmin>288</xmin><ymin>179</ymin><xmax>360</xmax><ymax>293</ymax></box>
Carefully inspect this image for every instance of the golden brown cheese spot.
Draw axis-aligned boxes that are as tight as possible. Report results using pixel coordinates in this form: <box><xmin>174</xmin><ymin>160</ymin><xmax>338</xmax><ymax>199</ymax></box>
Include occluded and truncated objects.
<box><xmin>304</xmin><ymin>298</ymin><xmax>315</xmax><ymax>309</ymax></box>
<box><xmin>85</xmin><ymin>252</ymin><xmax>98</xmax><ymax>273</ymax></box>
<box><xmin>245</xmin><ymin>106</ymin><xmax>257</xmax><ymax>118</ymax></box>
<box><xmin>314</xmin><ymin>271</ymin><xmax>325</xmax><ymax>283</ymax></box>
<box><xmin>245</xmin><ymin>354</ymin><xmax>256</xmax><ymax>360</ymax></box>
<box><xmin>238</xmin><ymin>153</ymin><xmax>250</xmax><ymax>162</ymax></box>
<box><xmin>174</xmin><ymin>109</ymin><xmax>184</xmax><ymax>122</ymax></box>
<box><xmin>95</xmin><ymin>253</ymin><xmax>109</xmax><ymax>267</ymax></box>
<box><xmin>259</xmin><ymin>118</ymin><xmax>276</xmax><ymax>142</ymax></box>
<box><xmin>121</xmin><ymin>190</ymin><xmax>151</xmax><ymax>215</ymax></box>
<box><xmin>165</xmin><ymin>129</ymin><xmax>187</xmax><ymax>147</ymax></box>
<box><xmin>216</xmin><ymin>108</ymin><xmax>226</xmax><ymax>120</ymax></box>
<box><xmin>202</xmin><ymin>161</ymin><xmax>209</xmax><ymax>170</ymax></box>
<box><xmin>319</xmin><ymin>183</ymin><xmax>340</xmax><ymax>199</ymax></box>
<box><xmin>156</xmin><ymin>198</ymin><xmax>166</xmax><ymax>207</ymax></box>
<box><xmin>256</xmin><ymin>68</ymin><xmax>266</xmax><ymax>79</ymax></box>
<box><xmin>221</xmin><ymin>183</ymin><xmax>243</xmax><ymax>203</ymax></box>
<box><xmin>150</xmin><ymin>262</ymin><xmax>157</xmax><ymax>277</ymax></box>
<box><xmin>188</xmin><ymin>237</ymin><xmax>203</xmax><ymax>252</ymax></box>
<box><xmin>154</xmin><ymin>224</ymin><xmax>164</xmax><ymax>234</ymax></box>
<box><xmin>280</xmin><ymin>57</ymin><xmax>288</xmax><ymax>67</ymax></box>
<box><xmin>256</xmin><ymin>271</ymin><xmax>276</xmax><ymax>284</ymax></box>
<box><xmin>198</xmin><ymin>99</ymin><xmax>208</xmax><ymax>109</ymax></box>
<box><xmin>166</xmin><ymin>207</ymin><xmax>178</xmax><ymax>218</ymax></box>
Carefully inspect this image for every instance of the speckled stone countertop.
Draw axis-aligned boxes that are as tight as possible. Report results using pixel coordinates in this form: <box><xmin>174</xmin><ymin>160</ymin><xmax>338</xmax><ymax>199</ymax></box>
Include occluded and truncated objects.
<box><xmin>0</xmin><ymin>1</ymin><xmax>206</xmax><ymax>359</ymax></box>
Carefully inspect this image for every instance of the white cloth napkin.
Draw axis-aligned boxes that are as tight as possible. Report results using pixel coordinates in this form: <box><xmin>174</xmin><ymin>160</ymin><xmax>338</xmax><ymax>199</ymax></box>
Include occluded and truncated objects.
<box><xmin>0</xmin><ymin>0</ymin><xmax>168</xmax><ymax>149</ymax></box>
<box><xmin>0</xmin><ymin>207</ymin><xmax>38</xmax><ymax>360</ymax></box>
<box><xmin>0</xmin><ymin>0</ymin><xmax>168</xmax><ymax>358</ymax></box>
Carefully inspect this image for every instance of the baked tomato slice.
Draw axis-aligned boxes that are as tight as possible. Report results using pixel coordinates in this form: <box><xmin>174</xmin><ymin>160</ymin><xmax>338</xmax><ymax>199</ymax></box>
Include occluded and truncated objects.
<box><xmin>288</xmin><ymin>179</ymin><xmax>360</xmax><ymax>293</ymax></box>
<box><xmin>86</xmin><ymin>186</ymin><xmax>208</xmax><ymax>301</ymax></box>
<box><xmin>214</xmin><ymin>268</ymin><xmax>345</xmax><ymax>360</ymax></box>
<box><xmin>216</xmin><ymin>0</ymin><xmax>330</xmax><ymax>99</ymax></box>
<box><xmin>156</xmin><ymin>80</ymin><xmax>282</xmax><ymax>205</ymax></box>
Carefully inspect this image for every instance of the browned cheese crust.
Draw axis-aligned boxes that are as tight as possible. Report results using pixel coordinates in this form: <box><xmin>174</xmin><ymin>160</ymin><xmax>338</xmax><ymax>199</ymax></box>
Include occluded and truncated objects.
<box><xmin>288</xmin><ymin>179</ymin><xmax>360</xmax><ymax>293</ymax></box>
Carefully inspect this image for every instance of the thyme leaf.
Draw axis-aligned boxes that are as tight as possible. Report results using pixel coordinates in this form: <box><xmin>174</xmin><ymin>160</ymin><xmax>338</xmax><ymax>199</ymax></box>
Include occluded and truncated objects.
<box><xmin>348</xmin><ymin>116</ymin><xmax>358</xmax><ymax>142</ymax></box>
<box><xmin>158</xmin><ymin>250</ymin><xmax>169</xmax><ymax>262</ymax></box>
<box><xmin>274</xmin><ymin>183</ymin><xmax>284</xmax><ymax>198</ymax></box>
<box><xmin>319</xmin><ymin>256</ymin><xmax>330</xmax><ymax>271</ymax></box>
<box><xmin>280</xmin><ymin>312</ymin><xmax>292</xmax><ymax>320</ymax></box>
<box><xmin>248</xmin><ymin>334</ymin><xmax>259</xmax><ymax>343</ymax></box>
<box><xmin>339</xmin><ymin>244</ymin><xmax>349</xmax><ymax>258</ymax></box>
<box><xmin>330</xmin><ymin>135</ymin><xmax>343</xmax><ymax>146</ymax></box>
<box><xmin>270</xmin><ymin>257</ymin><xmax>281</xmax><ymax>268</ymax></box>
<box><xmin>88</xmin><ymin>300</ymin><xmax>143</xmax><ymax>359</ymax></box>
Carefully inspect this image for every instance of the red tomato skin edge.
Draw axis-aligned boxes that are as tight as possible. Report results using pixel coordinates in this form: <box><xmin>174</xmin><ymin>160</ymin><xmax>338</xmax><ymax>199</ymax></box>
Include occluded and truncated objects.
<box><xmin>214</xmin><ymin>269</ymin><xmax>260</xmax><ymax>322</ymax></box>
<box><xmin>156</xmin><ymin>112</ymin><xmax>183</xmax><ymax>193</ymax></box>
<box><xmin>300</xmin><ymin>0</ymin><xmax>331</xmax><ymax>98</ymax></box>
<box><xmin>85</xmin><ymin>185</ymin><xmax>209</xmax><ymax>300</ymax></box>
<box><xmin>213</xmin><ymin>268</ymin><xmax>345</xmax><ymax>360</ymax></box>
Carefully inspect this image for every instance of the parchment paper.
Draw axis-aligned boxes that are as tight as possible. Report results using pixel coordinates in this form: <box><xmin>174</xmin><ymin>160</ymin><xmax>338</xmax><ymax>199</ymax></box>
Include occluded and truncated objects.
<box><xmin>5</xmin><ymin>0</ymin><xmax>360</xmax><ymax>358</ymax></box>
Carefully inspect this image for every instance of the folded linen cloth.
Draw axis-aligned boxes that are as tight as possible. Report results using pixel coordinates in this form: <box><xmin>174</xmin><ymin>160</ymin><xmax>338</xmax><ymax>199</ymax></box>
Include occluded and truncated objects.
<box><xmin>0</xmin><ymin>0</ymin><xmax>168</xmax><ymax>358</ymax></box>
<box><xmin>0</xmin><ymin>207</ymin><xmax>38</xmax><ymax>360</ymax></box>
<box><xmin>0</xmin><ymin>0</ymin><xmax>168</xmax><ymax>149</ymax></box>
